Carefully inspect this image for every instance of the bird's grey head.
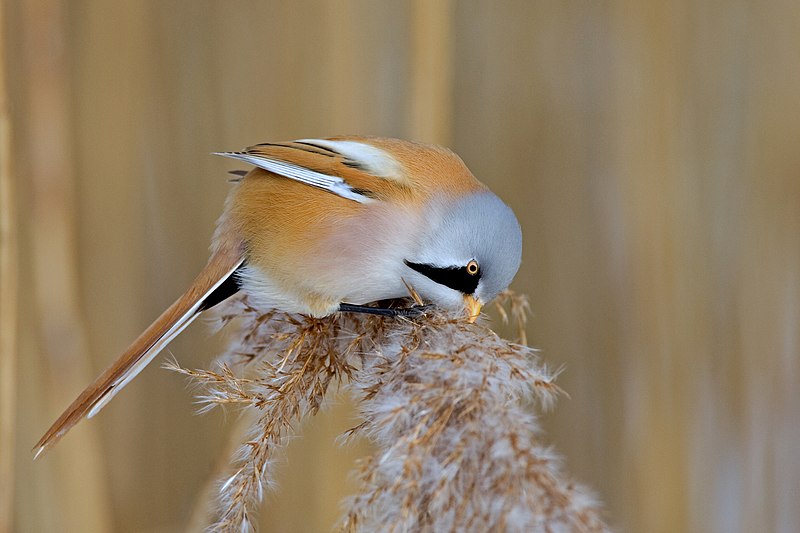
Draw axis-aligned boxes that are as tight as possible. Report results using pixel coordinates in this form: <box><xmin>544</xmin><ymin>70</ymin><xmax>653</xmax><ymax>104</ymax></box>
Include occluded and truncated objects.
<box><xmin>404</xmin><ymin>191</ymin><xmax>523</xmax><ymax>316</ymax></box>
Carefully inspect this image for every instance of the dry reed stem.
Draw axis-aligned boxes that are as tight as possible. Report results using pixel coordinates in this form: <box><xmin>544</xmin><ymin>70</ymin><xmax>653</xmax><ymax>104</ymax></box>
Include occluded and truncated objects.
<box><xmin>20</xmin><ymin>1</ymin><xmax>113</xmax><ymax>528</ymax></box>
<box><xmin>410</xmin><ymin>0</ymin><xmax>453</xmax><ymax>145</ymax></box>
<box><xmin>171</xmin><ymin>293</ymin><xmax>609</xmax><ymax>532</ymax></box>
<box><xmin>185</xmin><ymin>412</ymin><xmax>256</xmax><ymax>531</ymax></box>
<box><xmin>0</xmin><ymin>1</ymin><xmax>17</xmax><ymax>527</ymax></box>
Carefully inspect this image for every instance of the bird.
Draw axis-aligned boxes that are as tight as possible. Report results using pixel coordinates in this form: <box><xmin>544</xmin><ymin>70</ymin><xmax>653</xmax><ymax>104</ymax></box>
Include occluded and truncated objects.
<box><xmin>34</xmin><ymin>136</ymin><xmax>523</xmax><ymax>457</ymax></box>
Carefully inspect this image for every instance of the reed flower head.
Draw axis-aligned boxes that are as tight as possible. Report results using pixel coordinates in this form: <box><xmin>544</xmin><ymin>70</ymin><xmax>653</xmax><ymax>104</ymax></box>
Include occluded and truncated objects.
<box><xmin>169</xmin><ymin>292</ymin><xmax>609</xmax><ymax>532</ymax></box>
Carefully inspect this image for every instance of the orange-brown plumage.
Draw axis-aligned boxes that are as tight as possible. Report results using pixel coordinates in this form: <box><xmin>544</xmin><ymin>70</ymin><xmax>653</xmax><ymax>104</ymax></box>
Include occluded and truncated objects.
<box><xmin>228</xmin><ymin>137</ymin><xmax>486</xmax><ymax>315</ymax></box>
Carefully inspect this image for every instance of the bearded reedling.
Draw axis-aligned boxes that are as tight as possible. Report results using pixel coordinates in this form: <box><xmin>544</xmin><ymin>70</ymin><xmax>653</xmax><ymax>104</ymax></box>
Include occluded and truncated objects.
<box><xmin>34</xmin><ymin>137</ymin><xmax>523</xmax><ymax>457</ymax></box>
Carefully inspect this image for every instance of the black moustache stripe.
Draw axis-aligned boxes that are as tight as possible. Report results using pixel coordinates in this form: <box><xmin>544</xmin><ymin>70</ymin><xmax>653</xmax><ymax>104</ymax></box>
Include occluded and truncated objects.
<box><xmin>404</xmin><ymin>260</ymin><xmax>480</xmax><ymax>295</ymax></box>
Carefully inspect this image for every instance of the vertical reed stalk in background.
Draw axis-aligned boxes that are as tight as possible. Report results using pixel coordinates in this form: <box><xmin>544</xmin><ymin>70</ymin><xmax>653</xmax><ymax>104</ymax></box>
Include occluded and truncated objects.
<box><xmin>20</xmin><ymin>0</ymin><xmax>111</xmax><ymax>529</ymax></box>
<box><xmin>0</xmin><ymin>0</ymin><xmax>17</xmax><ymax>529</ymax></box>
<box><xmin>410</xmin><ymin>0</ymin><xmax>453</xmax><ymax>145</ymax></box>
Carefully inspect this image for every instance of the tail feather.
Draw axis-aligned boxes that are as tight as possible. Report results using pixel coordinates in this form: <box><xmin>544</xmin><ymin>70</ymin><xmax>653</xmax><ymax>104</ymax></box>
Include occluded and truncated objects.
<box><xmin>34</xmin><ymin>251</ymin><xmax>244</xmax><ymax>458</ymax></box>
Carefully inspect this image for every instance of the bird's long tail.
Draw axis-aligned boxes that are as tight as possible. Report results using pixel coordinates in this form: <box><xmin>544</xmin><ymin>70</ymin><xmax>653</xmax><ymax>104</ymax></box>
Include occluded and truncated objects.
<box><xmin>33</xmin><ymin>248</ymin><xmax>244</xmax><ymax>458</ymax></box>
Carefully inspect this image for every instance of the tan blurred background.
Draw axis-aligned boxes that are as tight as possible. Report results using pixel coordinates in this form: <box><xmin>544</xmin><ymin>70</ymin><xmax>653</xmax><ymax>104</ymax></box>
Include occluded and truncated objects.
<box><xmin>2</xmin><ymin>1</ymin><xmax>799</xmax><ymax>532</ymax></box>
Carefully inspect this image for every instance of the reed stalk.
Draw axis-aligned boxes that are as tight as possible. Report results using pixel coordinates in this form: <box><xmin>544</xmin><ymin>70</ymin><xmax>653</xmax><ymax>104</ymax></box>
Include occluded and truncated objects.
<box><xmin>0</xmin><ymin>0</ymin><xmax>17</xmax><ymax>527</ymax></box>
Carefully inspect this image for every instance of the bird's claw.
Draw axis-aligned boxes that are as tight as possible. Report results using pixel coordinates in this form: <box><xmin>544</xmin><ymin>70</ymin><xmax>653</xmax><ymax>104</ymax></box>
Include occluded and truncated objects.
<box><xmin>338</xmin><ymin>302</ymin><xmax>431</xmax><ymax>318</ymax></box>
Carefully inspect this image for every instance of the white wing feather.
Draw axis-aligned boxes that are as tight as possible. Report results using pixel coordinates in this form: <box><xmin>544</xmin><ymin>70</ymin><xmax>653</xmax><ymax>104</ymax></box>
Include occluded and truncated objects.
<box><xmin>213</xmin><ymin>151</ymin><xmax>374</xmax><ymax>204</ymax></box>
<box><xmin>296</xmin><ymin>139</ymin><xmax>404</xmax><ymax>180</ymax></box>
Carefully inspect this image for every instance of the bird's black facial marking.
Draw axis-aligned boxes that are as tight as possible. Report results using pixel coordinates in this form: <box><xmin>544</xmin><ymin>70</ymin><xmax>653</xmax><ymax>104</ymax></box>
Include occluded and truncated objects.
<box><xmin>404</xmin><ymin>260</ymin><xmax>481</xmax><ymax>295</ymax></box>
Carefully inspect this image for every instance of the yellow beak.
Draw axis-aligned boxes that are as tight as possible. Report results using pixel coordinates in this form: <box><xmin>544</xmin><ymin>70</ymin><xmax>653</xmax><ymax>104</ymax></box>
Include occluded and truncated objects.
<box><xmin>464</xmin><ymin>295</ymin><xmax>482</xmax><ymax>323</ymax></box>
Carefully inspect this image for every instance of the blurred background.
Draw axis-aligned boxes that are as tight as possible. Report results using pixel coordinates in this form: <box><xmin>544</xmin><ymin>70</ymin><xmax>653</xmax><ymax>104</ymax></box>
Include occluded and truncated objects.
<box><xmin>2</xmin><ymin>1</ymin><xmax>799</xmax><ymax>531</ymax></box>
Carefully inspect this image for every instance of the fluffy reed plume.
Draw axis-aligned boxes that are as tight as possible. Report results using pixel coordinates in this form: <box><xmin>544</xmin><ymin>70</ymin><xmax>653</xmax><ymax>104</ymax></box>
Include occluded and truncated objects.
<box><xmin>169</xmin><ymin>292</ymin><xmax>610</xmax><ymax>532</ymax></box>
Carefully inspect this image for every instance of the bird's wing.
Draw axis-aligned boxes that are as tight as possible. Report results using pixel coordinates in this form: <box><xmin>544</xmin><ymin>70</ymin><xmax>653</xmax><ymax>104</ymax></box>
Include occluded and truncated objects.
<box><xmin>34</xmin><ymin>243</ymin><xmax>245</xmax><ymax>458</ymax></box>
<box><xmin>214</xmin><ymin>138</ymin><xmax>413</xmax><ymax>203</ymax></box>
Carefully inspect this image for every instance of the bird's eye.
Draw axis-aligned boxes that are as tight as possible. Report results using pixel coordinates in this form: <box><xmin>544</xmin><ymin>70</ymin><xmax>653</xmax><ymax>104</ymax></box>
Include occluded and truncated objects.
<box><xmin>466</xmin><ymin>260</ymin><xmax>480</xmax><ymax>276</ymax></box>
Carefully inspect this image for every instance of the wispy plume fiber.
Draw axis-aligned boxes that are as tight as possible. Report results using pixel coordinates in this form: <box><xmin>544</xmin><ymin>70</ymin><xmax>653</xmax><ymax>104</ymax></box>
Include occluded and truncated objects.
<box><xmin>169</xmin><ymin>293</ymin><xmax>610</xmax><ymax>532</ymax></box>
